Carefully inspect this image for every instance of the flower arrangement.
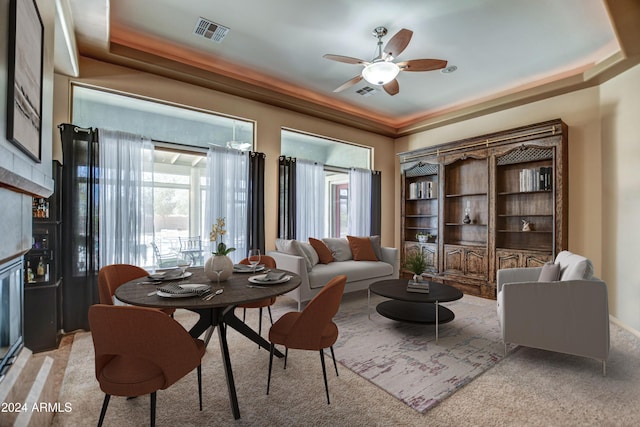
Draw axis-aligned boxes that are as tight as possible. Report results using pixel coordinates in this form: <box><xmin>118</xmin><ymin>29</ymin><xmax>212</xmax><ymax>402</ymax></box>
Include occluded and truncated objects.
<box><xmin>209</xmin><ymin>217</ymin><xmax>236</xmax><ymax>256</ymax></box>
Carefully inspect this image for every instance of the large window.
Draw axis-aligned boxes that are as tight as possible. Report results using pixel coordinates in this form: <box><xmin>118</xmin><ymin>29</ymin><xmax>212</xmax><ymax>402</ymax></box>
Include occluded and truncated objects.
<box><xmin>72</xmin><ymin>85</ymin><xmax>253</xmax><ymax>150</ymax></box>
<box><xmin>72</xmin><ymin>86</ymin><xmax>254</xmax><ymax>267</ymax></box>
<box><xmin>281</xmin><ymin>130</ymin><xmax>371</xmax><ymax>238</ymax></box>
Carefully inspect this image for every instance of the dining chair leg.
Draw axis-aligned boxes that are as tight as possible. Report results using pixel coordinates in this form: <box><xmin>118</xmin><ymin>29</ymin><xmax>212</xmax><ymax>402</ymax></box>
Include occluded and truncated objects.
<box><xmin>256</xmin><ymin>307</ymin><xmax>264</xmax><ymax>349</ymax></box>
<box><xmin>204</xmin><ymin>325</ymin><xmax>214</xmax><ymax>346</ymax></box>
<box><xmin>97</xmin><ymin>394</ymin><xmax>110</xmax><ymax>427</ymax></box>
<box><xmin>197</xmin><ymin>364</ymin><xmax>203</xmax><ymax>411</ymax></box>
<box><xmin>267</xmin><ymin>306</ymin><xmax>273</xmax><ymax>325</ymax></box>
<box><xmin>267</xmin><ymin>342</ymin><xmax>275</xmax><ymax>395</ymax></box>
<box><xmin>242</xmin><ymin>308</ymin><xmax>247</xmax><ymax>323</ymax></box>
<box><xmin>319</xmin><ymin>350</ymin><xmax>330</xmax><ymax>404</ymax></box>
<box><xmin>330</xmin><ymin>346</ymin><xmax>339</xmax><ymax>376</ymax></box>
<box><xmin>284</xmin><ymin>348</ymin><xmax>288</xmax><ymax>369</ymax></box>
<box><xmin>150</xmin><ymin>391</ymin><xmax>157</xmax><ymax>427</ymax></box>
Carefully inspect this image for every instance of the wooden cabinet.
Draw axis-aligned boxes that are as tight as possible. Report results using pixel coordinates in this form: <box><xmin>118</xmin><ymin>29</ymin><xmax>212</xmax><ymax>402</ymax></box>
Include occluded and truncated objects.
<box><xmin>404</xmin><ymin>242</ymin><xmax>438</xmax><ymax>274</ymax></box>
<box><xmin>401</xmin><ymin>162</ymin><xmax>439</xmax><ymax>277</ymax></box>
<box><xmin>399</xmin><ymin>119</ymin><xmax>568</xmax><ymax>299</ymax></box>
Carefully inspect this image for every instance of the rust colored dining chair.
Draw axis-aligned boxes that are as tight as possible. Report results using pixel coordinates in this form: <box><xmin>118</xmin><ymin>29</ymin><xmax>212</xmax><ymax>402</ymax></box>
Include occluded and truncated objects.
<box><xmin>236</xmin><ymin>255</ymin><xmax>278</xmax><ymax>336</ymax></box>
<box><xmin>98</xmin><ymin>264</ymin><xmax>175</xmax><ymax>317</ymax></box>
<box><xmin>88</xmin><ymin>304</ymin><xmax>206</xmax><ymax>427</ymax></box>
<box><xmin>267</xmin><ymin>274</ymin><xmax>347</xmax><ymax>404</ymax></box>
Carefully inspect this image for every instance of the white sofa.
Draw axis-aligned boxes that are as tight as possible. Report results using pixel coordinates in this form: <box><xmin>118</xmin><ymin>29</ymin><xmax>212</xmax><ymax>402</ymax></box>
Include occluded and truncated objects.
<box><xmin>268</xmin><ymin>238</ymin><xmax>398</xmax><ymax>310</ymax></box>
<box><xmin>497</xmin><ymin>250</ymin><xmax>609</xmax><ymax>375</ymax></box>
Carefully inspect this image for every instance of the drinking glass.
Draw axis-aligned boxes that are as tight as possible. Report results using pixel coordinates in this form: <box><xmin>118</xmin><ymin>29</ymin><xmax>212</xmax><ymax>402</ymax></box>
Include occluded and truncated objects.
<box><xmin>176</xmin><ymin>257</ymin><xmax>192</xmax><ymax>277</ymax></box>
<box><xmin>248</xmin><ymin>249</ymin><xmax>261</xmax><ymax>274</ymax></box>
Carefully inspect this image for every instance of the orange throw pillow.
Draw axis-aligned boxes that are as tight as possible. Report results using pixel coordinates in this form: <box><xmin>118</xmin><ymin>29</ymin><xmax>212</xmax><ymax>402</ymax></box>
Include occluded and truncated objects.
<box><xmin>347</xmin><ymin>235</ymin><xmax>378</xmax><ymax>261</ymax></box>
<box><xmin>309</xmin><ymin>238</ymin><xmax>334</xmax><ymax>264</ymax></box>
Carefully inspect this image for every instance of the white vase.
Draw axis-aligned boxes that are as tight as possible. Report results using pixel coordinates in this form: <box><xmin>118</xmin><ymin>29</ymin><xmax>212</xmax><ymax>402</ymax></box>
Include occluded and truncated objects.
<box><xmin>204</xmin><ymin>255</ymin><xmax>234</xmax><ymax>282</ymax></box>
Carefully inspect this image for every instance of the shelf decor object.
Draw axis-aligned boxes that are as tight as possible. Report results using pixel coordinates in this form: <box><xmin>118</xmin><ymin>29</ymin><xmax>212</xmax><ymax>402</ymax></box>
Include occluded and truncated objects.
<box><xmin>399</xmin><ymin>119</ymin><xmax>568</xmax><ymax>299</ymax></box>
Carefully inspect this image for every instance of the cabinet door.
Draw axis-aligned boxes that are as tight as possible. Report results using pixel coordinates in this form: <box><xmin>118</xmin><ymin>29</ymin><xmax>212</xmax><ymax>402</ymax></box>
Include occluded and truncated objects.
<box><xmin>496</xmin><ymin>250</ymin><xmax>521</xmax><ymax>270</ymax></box>
<box><xmin>465</xmin><ymin>248</ymin><xmax>488</xmax><ymax>279</ymax></box>
<box><xmin>443</xmin><ymin>245</ymin><xmax>464</xmax><ymax>275</ymax></box>
<box><xmin>421</xmin><ymin>243</ymin><xmax>438</xmax><ymax>273</ymax></box>
<box><xmin>523</xmin><ymin>253</ymin><xmax>552</xmax><ymax>267</ymax></box>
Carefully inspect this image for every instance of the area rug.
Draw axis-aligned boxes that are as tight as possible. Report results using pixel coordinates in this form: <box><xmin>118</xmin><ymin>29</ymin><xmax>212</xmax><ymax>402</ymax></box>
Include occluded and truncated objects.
<box><xmin>333</xmin><ymin>291</ymin><xmax>510</xmax><ymax>413</ymax></box>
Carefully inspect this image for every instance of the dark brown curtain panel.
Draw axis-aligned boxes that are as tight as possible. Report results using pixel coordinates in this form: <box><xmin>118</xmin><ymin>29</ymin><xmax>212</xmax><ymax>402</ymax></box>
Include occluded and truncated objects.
<box><xmin>371</xmin><ymin>170</ymin><xmax>382</xmax><ymax>236</ymax></box>
<box><xmin>278</xmin><ymin>156</ymin><xmax>296</xmax><ymax>239</ymax></box>
<box><xmin>247</xmin><ymin>151</ymin><xmax>266</xmax><ymax>252</ymax></box>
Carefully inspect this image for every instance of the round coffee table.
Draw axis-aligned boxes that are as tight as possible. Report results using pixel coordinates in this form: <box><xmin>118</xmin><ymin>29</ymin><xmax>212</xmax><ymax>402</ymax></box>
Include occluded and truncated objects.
<box><xmin>368</xmin><ymin>279</ymin><xmax>463</xmax><ymax>343</ymax></box>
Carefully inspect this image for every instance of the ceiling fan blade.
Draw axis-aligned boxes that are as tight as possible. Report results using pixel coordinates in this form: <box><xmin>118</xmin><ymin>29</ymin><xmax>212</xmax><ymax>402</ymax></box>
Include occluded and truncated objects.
<box><xmin>397</xmin><ymin>59</ymin><xmax>448</xmax><ymax>72</ymax></box>
<box><xmin>383</xmin><ymin>79</ymin><xmax>399</xmax><ymax>96</ymax></box>
<box><xmin>323</xmin><ymin>54</ymin><xmax>369</xmax><ymax>65</ymax></box>
<box><xmin>383</xmin><ymin>29</ymin><xmax>413</xmax><ymax>59</ymax></box>
<box><xmin>334</xmin><ymin>75</ymin><xmax>363</xmax><ymax>92</ymax></box>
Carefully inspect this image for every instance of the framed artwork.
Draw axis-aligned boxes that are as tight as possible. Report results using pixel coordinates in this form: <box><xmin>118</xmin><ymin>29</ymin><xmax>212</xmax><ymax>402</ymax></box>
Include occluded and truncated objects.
<box><xmin>6</xmin><ymin>0</ymin><xmax>44</xmax><ymax>163</ymax></box>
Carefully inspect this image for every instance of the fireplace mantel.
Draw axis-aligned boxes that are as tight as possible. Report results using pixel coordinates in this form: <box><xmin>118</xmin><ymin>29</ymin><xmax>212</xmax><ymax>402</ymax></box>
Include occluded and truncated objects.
<box><xmin>0</xmin><ymin>165</ymin><xmax>53</xmax><ymax>199</ymax></box>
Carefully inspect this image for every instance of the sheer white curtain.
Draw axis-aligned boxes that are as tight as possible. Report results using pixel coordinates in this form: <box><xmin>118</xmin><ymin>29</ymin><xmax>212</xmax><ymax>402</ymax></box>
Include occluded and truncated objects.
<box><xmin>348</xmin><ymin>167</ymin><xmax>372</xmax><ymax>236</ymax></box>
<box><xmin>99</xmin><ymin>129</ymin><xmax>154</xmax><ymax>266</ymax></box>
<box><xmin>296</xmin><ymin>159</ymin><xmax>325</xmax><ymax>240</ymax></box>
<box><xmin>205</xmin><ymin>146</ymin><xmax>248</xmax><ymax>263</ymax></box>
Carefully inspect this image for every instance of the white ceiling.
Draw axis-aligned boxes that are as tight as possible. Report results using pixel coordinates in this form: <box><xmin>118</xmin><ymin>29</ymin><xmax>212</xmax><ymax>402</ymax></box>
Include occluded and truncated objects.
<box><xmin>63</xmin><ymin>0</ymin><xmax>621</xmax><ymax>133</ymax></box>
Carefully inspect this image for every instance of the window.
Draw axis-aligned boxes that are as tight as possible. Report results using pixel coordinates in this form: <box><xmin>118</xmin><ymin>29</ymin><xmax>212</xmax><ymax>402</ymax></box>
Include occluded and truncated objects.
<box><xmin>72</xmin><ymin>85</ymin><xmax>253</xmax><ymax>150</ymax></box>
<box><xmin>72</xmin><ymin>86</ymin><xmax>255</xmax><ymax>267</ymax></box>
<box><xmin>281</xmin><ymin>130</ymin><xmax>371</xmax><ymax>238</ymax></box>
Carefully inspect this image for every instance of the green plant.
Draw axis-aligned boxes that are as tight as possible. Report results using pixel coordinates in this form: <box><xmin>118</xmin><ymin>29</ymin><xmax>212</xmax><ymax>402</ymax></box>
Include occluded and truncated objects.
<box><xmin>209</xmin><ymin>217</ymin><xmax>236</xmax><ymax>256</ymax></box>
<box><xmin>403</xmin><ymin>250</ymin><xmax>428</xmax><ymax>275</ymax></box>
<box><xmin>415</xmin><ymin>232</ymin><xmax>433</xmax><ymax>241</ymax></box>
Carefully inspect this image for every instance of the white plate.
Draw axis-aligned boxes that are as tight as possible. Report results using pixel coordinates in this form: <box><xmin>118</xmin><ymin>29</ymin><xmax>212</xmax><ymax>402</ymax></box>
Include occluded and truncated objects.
<box><xmin>148</xmin><ymin>271</ymin><xmax>192</xmax><ymax>281</ymax></box>
<box><xmin>233</xmin><ymin>264</ymin><xmax>265</xmax><ymax>273</ymax></box>
<box><xmin>156</xmin><ymin>284</ymin><xmax>210</xmax><ymax>298</ymax></box>
<box><xmin>248</xmin><ymin>274</ymin><xmax>291</xmax><ymax>285</ymax></box>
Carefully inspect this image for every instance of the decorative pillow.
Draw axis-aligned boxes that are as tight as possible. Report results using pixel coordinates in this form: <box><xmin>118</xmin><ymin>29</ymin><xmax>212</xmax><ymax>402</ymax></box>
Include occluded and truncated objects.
<box><xmin>275</xmin><ymin>238</ymin><xmax>313</xmax><ymax>271</ymax></box>
<box><xmin>275</xmin><ymin>238</ymin><xmax>300</xmax><ymax>255</ymax></box>
<box><xmin>298</xmin><ymin>241</ymin><xmax>319</xmax><ymax>269</ymax></box>
<box><xmin>369</xmin><ymin>235</ymin><xmax>383</xmax><ymax>261</ymax></box>
<box><xmin>309</xmin><ymin>238</ymin><xmax>334</xmax><ymax>264</ymax></box>
<box><xmin>538</xmin><ymin>262</ymin><xmax>561</xmax><ymax>282</ymax></box>
<box><xmin>555</xmin><ymin>250</ymin><xmax>595</xmax><ymax>281</ymax></box>
<box><xmin>322</xmin><ymin>238</ymin><xmax>353</xmax><ymax>262</ymax></box>
<box><xmin>347</xmin><ymin>235</ymin><xmax>378</xmax><ymax>261</ymax></box>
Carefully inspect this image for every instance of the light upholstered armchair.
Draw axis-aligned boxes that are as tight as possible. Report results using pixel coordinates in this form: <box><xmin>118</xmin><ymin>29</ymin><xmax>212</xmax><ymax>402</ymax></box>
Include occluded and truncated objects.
<box><xmin>496</xmin><ymin>251</ymin><xmax>609</xmax><ymax>375</ymax></box>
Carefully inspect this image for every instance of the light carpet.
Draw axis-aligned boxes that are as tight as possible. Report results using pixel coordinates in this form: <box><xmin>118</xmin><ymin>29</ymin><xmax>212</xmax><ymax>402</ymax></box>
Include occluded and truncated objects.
<box><xmin>52</xmin><ymin>290</ymin><xmax>640</xmax><ymax>426</ymax></box>
<box><xmin>334</xmin><ymin>292</ymin><xmax>509</xmax><ymax>413</ymax></box>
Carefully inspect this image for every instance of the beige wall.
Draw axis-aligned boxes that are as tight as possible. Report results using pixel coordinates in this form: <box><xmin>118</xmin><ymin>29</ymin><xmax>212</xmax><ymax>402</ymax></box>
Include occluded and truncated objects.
<box><xmin>395</xmin><ymin>63</ymin><xmax>640</xmax><ymax>332</ymax></box>
<box><xmin>54</xmin><ymin>57</ymin><xmax>396</xmax><ymax>249</ymax></box>
<box><xmin>600</xmin><ymin>64</ymin><xmax>640</xmax><ymax>332</ymax></box>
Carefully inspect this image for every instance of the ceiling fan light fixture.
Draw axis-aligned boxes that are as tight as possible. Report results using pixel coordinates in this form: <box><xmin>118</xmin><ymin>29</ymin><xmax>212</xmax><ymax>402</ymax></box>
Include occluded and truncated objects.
<box><xmin>362</xmin><ymin>61</ymin><xmax>400</xmax><ymax>85</ymax></box>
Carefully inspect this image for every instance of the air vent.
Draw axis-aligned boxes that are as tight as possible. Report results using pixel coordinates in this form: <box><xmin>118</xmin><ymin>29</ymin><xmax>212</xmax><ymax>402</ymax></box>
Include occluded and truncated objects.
<box><xmin>193</xmin><ymin>17</ymin><xmax>229</xmax><ymax>43</ymax></box>
<box><xmin>356</xmin><ymin>86</ymin><xmax>378</xmax><ymax>96</ymax></box>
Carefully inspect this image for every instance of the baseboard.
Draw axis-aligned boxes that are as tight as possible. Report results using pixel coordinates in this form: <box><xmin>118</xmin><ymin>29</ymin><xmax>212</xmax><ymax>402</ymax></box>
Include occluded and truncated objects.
<box><xmin>610</xmin><ymin>315</ymin><xmax>640</xmax><ymax>339</ymax></box>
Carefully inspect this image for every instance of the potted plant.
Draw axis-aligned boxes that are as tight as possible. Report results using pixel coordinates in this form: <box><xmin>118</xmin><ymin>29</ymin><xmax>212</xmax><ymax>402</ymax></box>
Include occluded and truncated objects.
<box><xmin>404</xmin><ymin>250</ymin><xmax>428</xmax><ymax>283</ymax></box>
<box><xmin>204</xmin><ymin>217</ymin><xmax>236</xmax><ymax>282</ymax></box>
<box><xmin>415</xmin><ymin>232</ymin><xmax>433</xmax><ymax>243</ymax></box>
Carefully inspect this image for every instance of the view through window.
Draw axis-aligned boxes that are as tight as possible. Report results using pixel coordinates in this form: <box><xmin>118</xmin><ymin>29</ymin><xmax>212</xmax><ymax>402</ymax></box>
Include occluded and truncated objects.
<box><xmin>72</xmin><ymin>85</ymin><xmax>254</xmax><ymax>268</ymax></box>
<box><xmin>281</xmin><ymin>130</ymin><xmax>371</xmax><ymax>238</ymax></box>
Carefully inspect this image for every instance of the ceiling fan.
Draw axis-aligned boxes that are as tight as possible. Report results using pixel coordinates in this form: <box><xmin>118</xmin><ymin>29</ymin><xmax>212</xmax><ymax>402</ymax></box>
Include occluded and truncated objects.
<box><xmin>323</xmin><ymin>26</ymin><xmax>448</xmax><ymax>96</ymax></box>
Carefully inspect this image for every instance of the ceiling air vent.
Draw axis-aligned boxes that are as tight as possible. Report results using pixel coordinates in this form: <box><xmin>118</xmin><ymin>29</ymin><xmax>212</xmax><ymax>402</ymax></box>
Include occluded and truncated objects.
<box><xmin>356</xmin><ymin>86</ymin><xmax>378</xmax><ymax>97</ymax></box>
<box><xmin>193</xmin><ymin>17</ymin><xmax>229</xmax><ymax>43</ymax></box>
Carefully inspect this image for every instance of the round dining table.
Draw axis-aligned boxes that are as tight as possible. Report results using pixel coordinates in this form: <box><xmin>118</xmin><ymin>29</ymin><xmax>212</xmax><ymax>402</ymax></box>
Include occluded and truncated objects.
<box><xmin>115</xmin><ymin>266</ymin><xmax>301</xmax><ymax>420</ymax></box>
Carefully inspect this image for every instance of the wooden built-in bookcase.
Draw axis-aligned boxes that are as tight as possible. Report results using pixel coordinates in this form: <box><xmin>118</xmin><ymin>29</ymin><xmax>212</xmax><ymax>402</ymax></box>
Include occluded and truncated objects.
<box><xmin>399</xmin><ymin>119</ymin><xmax>568</xmax><ymax>299</ymax></box>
